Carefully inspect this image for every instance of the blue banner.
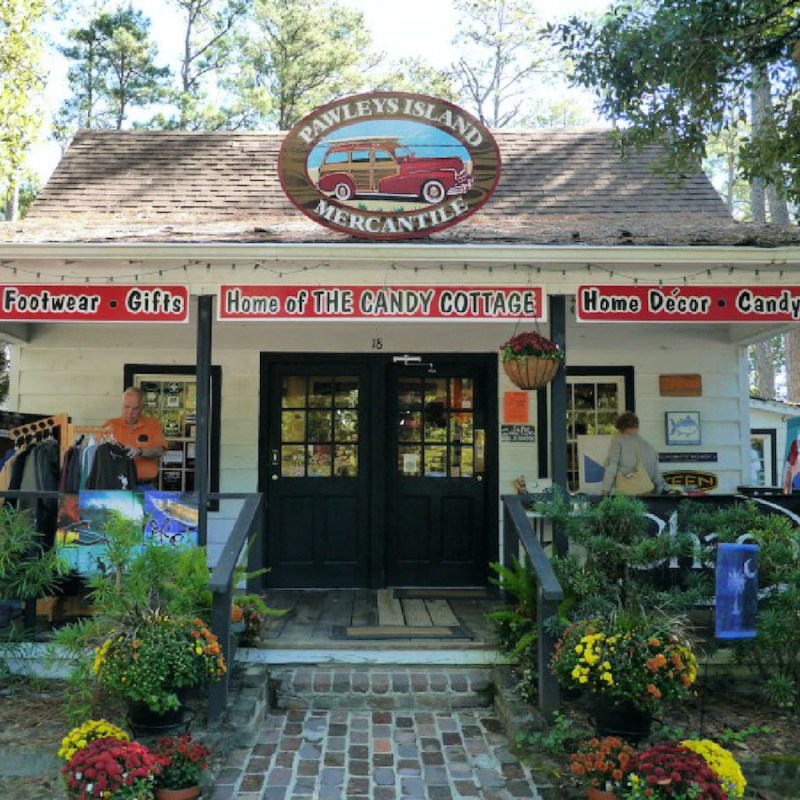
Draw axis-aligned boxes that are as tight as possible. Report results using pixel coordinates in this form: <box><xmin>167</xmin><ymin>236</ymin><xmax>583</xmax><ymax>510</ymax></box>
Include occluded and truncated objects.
<box><xmin>715</xmin><ymin>543</ymin><xmax>758</xmax><ymax>640</ymax></box>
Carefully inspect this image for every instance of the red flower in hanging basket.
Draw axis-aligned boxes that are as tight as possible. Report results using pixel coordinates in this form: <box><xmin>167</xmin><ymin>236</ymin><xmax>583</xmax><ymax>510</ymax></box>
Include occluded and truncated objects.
<box><xmin>500</xmin><ymin>330</ymin><xmax>564</xmax><ymax>362</ymax></box>
<box><xmin>500</xmin><ymin>331</ymin><xmax>563</xmax><ymax>389</ymax></box>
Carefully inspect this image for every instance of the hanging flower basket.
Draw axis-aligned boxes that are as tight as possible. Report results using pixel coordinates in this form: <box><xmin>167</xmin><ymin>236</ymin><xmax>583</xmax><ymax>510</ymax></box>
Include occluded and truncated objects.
<box><xmin>500</xmin><ymin>330</ymin><xmax>564</xmax><ymax>390</ymax></box>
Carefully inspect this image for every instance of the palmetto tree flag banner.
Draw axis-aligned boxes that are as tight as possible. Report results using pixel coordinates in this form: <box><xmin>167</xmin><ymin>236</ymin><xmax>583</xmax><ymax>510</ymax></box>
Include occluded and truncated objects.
<box><xmin>715</xmin><ymin>543</ymin><xmax>758</xmax><ymax>640</ymax></box>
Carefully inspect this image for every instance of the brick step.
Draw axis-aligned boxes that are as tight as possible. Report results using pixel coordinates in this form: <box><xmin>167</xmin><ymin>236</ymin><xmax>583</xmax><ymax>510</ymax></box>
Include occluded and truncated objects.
<box><xmin>269</xmin><ymin>666</ymin><xmax>494</xmax><ymax>712</ymax></box>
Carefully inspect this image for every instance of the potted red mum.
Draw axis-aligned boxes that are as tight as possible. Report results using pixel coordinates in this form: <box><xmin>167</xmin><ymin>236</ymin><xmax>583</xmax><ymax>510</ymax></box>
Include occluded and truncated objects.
<box><xmin>623</xmin><ymin>741</ymin><xmax>728</xmax><ymax>799</ymax></box>
<box><xmin>152</xmin><ymin>733</ymin><xmax>211</xmax><ymax>799</ymax></box>
<box><xmin>61</xmin><ymin>737</ymin><xmax>160</xmax><ymax>799</ymax></box>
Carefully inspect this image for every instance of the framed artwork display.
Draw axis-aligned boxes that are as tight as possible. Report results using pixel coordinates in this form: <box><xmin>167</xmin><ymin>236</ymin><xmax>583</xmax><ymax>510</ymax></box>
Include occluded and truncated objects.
<box><xmin>665</xmin><ymin>411</ymin><xmax>701</xmax><ymax>446</ymax></box>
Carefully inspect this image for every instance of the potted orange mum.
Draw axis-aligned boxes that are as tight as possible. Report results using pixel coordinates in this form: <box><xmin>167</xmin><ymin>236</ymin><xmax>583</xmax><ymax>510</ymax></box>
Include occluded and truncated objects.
<box><xmin>571</xmin><ymin>735</ymin><xmax>636</xmax><ymax>799</ymax></box>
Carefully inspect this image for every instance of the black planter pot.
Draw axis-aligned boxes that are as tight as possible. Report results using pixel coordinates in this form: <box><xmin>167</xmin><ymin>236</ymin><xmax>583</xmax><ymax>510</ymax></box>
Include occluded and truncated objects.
<box><xmin>589</xmin><ymin>695</ymin><xmax>652</xmax><ymax>745</ymax></box>
<box><xmin>126</xmin><ymin>696</ymin><xmax>188</xmax><ymax>737</ymax></box>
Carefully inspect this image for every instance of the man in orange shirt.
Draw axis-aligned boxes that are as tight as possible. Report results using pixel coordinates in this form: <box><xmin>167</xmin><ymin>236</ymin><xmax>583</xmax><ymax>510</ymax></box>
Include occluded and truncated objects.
<box><xmin>104</xmin><ymin>387</ymin><xmax>166</xmax><ymax>487</ymax></box>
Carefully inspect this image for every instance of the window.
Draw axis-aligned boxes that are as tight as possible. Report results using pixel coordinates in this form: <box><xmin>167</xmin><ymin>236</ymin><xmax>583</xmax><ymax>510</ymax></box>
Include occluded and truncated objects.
<box><xmin>352</xmin><ymin>150</ymin><xmax>370</xmax><ymax>163</ymax></box>
<box><xmin>324</xmin><ymin>151</ymin><xmax>348</xmax><ymax>165</ymax></box>
<box><xmin>375</xmin><ymin>150</ymin><xmax>394</xmax><ymax>162</ymax></box>
<box><xmin>566</xmin><ymin>375</ymin><xmax>626</xmax><ymax>491</ymax></box>
<box><xmin>124</xmin><ymin>364</ymin><xmax>221</xmax><ymax>507</ymax></box>
<box><xmin>750</xmin><ymin>429</ymin><xmax>776</xmax><ymax>487</ymax></box>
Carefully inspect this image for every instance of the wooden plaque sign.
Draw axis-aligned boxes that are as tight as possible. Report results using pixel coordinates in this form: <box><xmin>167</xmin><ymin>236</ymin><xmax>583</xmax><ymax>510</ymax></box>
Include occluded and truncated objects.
<box><xmin>278</xmin><ymin>92</ymin><xmax>501</xmax><ymax>240</ymax></box>
<box><xmin>659</xmin><ymin>374</ymin><xmax>702</xmax><ymax>397</ymax></box>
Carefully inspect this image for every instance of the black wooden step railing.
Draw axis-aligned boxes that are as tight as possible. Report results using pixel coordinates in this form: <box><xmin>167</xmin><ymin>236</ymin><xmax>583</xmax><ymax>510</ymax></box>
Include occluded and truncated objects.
<box><xmin>501</xmin><ymin>493</ymin><xmax>563</xmax><ymax>721</ymax></box>
<box><xmin>208</xmin><ymin>492</ymin><xmax>265</xmax><ymax>723</ymax></box>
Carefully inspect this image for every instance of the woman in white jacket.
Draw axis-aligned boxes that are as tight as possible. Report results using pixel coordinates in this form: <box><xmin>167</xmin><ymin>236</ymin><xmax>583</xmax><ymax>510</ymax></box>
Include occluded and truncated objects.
<box><xmin>601</xmin><ymin>412</ymin><xmax>666</xmax><ymax>495</ymax></box>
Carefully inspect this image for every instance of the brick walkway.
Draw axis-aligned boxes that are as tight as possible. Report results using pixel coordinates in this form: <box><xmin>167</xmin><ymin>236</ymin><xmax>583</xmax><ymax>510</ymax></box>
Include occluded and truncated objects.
<box><xmin>210</xmin><ymin>707</ymin><xmax>543</xmax><ymax>800</ymax></box>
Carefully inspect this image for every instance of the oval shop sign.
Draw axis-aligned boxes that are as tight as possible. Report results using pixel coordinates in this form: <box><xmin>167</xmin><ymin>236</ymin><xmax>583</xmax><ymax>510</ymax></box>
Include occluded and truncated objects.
<box><xmin>278</xmin><ymin>92</ymin><xmax>501</xmax><ymax>240</ymax></box>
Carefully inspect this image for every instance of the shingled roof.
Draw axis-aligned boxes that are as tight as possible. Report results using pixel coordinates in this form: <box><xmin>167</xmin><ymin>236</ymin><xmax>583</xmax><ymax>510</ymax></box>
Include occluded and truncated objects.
<box><xmin>5</xmin><ymin>128</ymin><xmax>799</xmax><ymax>247</ymax></box>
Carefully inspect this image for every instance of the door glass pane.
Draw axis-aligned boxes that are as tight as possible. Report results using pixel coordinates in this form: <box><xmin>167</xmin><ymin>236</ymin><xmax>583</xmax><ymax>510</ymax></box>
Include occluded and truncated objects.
<box><xmin>426</xmin><ymin>446</ymin><xmax>447</xmax><ymax>477</ymax></box>
<box><xmin>398</xmin><ymin>411</ymin><xmax>422</xmax><ymax>442</ymax></box>
<box><xmin>279</xmin><ymin>374</ymin><xmax>358</xmax><ymax>479</ymax></box>
<box><xmin>308</xmin><ymin>445</ymin><xmax>332</xmax><ymax>477</ymax></box>
<box><xmin>335</xmin><ymin>445</ymin><xmax>358</xmax><ymax>477</ymax></box>
<box><xmin>282</xmin><ymin>376</ymin><xmax>306</xmax><ymax>408</ymax></box>
<box><xmin>308</xmin><ymin>377</ymin><xmax>333</xmax><ymax>408</ymax></box>
<box><xmin>334</xmin><ymin>409</ymin><xmax>358</xmax><ymax>442</ymax></box>
<box><xmin>425</xmin><ymin>411</ymin><xmax>448</xmax><ymax>442</ymax></box>
<box><xmin>396</xmin><ymin>374</ymin><xmax>478</xmax><ymax>479</ymax></box>
<box><xmin>398</xmin><ymin>381</ymin><xmax>422</xmax><ymax>410</ymax></box>
<box><xmin>334</xmin><ymin>378</ymin><xmax>359</xmax><ymax>408</ymax></box>
<box><xmin>424</xmin><ymin>378</ymin><xmax>447</xmax><ymax>405</ymax></box>
<box><xmin>399</xmin><ymin>445</ymin><xmax>421</xmax><ymax>476</ymax></box>
<box><xmin>308</xmin><ymin>411</ymin><xmax>332</xmax><ymax>442</ymax></box>
<box><xmin>281</xmin><ymin>411</ymin><xmax>305</xmax><ymax>442</ymax></box>
<box><xmin>450</xmin><ymin>413</ymin><xmax>473</xmax><ymax>443</ymax></box>
<box><xmin>452</xmin><ymin>378</ymin><xmax>474</xmax><ymax>410</ymax></box>
<box><xmin>281</xmin><ymin>445</ymin><xmax>305</xmax><ymax>477</ymax></box>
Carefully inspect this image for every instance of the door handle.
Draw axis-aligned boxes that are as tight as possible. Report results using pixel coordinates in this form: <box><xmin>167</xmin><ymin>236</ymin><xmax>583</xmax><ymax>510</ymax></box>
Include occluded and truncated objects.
<box><xmin>270</xmin><ymin>449</ymin><xmax>280</xmax><ymax>478</ymax></box>
<box><xmin>475</xmin><ymin>429</ymin><xmax>485</xmax><ymax>474</ymax></box>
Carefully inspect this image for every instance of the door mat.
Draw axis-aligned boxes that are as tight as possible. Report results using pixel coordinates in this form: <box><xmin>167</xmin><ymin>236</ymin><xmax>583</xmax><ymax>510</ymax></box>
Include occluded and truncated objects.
<box><xmin>330</xmin><ymin>624</ymin><xmax>472</xmax><ymax>640</ymax></box>
<box><xmin>392</xmin><ymin>588</ymin><xmax>489</xmax><ymax>600</ymax></box>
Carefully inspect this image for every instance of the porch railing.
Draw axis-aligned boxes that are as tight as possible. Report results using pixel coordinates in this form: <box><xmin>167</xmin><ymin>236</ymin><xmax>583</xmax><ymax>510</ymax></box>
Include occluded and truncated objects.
<box><xmin>208</xmin><ymin>492</ymin><xmax>266</xmax><ymax>724</ymax></box>
<box><xmin>501</xmin><ymin>493</ymin><xmax>563</xmax><ymax>721</ymax></box>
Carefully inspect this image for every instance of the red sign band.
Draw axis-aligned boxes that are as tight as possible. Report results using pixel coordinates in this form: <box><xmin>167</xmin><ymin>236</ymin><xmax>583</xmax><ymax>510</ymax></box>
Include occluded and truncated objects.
<box><xmin>218</xmin><ymin>285</ymin><xmax>543</xmax><ymax>322</ymax></box>
<box><xmin>0</xmin><ymin>286</ymin><xmax>189</xmax><ymax>323</ymax></box>
<box><xmin>577</xmin><ymin>285</ymin><xmax>800</xmax><ymax>323</ymax></box>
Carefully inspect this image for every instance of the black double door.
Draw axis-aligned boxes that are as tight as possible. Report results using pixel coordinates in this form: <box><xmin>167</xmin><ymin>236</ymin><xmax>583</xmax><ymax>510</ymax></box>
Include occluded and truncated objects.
<box><xmin>260</xmin><ymin>353</ymin><xmax>497</xmax><ymax>588</ymax></box>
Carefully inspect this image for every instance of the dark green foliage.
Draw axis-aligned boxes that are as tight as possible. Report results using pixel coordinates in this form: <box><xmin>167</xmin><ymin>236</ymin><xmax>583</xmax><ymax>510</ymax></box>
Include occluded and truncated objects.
<box><xmin>541</xmin><ymin>489</ymin><xmax>697</xmax><ymax>618</ymax></box>
<box><xmin>0</xmin><ymin>506</ymin><xmax>69</xmax><ymax>602</ymax></box>
<box><xmin>548</xmin><ymin>0</ymin><xmax>800</xmax><ymax>203</ymax></box>
<box><xmin>679</xmin><ymin>500</ymin><xmax>800</xmax><ymax>708</ymax></box>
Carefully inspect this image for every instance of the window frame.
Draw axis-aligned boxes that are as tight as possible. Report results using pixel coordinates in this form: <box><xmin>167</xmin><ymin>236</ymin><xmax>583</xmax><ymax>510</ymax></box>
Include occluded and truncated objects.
<box><xmin>124</xmin><ymin>363</ymin><xmax>221</xmax><ymax>510</ymax></box>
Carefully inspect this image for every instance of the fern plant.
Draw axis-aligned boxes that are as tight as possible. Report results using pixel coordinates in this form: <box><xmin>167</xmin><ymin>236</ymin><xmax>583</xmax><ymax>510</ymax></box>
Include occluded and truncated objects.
<box><xmin>487</xmin><ymin>556</ymin><xmax>538</xmax><ymax>660</ymax></box>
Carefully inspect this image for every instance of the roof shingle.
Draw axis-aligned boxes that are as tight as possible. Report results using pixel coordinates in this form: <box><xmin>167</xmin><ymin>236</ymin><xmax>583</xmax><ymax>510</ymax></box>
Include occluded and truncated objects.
<box><xmin>5</xmin><ymin>128</ymin><xmax>797</xmax><ymax>247</ymax></box>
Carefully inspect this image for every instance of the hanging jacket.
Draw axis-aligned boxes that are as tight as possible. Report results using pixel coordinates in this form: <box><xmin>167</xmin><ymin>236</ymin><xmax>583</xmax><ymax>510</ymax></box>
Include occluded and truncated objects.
<box><xmin>85</xmin><ymin>442</ymin><xmax>138</xmax><ymax>491</ymax></box>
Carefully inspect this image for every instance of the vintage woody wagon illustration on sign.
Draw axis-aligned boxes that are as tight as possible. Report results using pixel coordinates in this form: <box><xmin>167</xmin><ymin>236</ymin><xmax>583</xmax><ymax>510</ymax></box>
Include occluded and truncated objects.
<box><xmin>313</xmin><ymin>136</ymin><xmax>474</xmax><ymax>206</ymax></box>
<box><xmin>279</xmin><ymin>92</ymin><xmax>501</xmax><ymax>239</ymax></box>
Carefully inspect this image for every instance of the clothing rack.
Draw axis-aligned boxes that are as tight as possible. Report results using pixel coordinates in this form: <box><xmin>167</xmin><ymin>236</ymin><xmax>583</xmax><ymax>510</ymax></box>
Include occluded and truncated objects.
<box><xmin>7</xmin><ymin>413</ymin><xmax>71</xmax><ymax>461</ymax></box>
<box><xmin>70</xmin><ymin>424</ymin><xmax>113</xmax><ymax>445</ymax></box>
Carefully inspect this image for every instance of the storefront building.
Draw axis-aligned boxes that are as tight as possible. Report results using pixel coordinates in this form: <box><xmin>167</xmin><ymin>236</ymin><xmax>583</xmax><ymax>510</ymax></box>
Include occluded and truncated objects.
<box><xmin>2</xmin><ymin>94</ymin><xmax>799</xmax><ymax>589</ymax></box>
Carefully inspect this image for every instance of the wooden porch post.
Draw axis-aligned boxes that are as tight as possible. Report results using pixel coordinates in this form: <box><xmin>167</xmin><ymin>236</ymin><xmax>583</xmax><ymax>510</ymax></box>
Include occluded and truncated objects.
<box><xmin>549</xmin><ymin>294</ymin><xmax>568</xmax><ymax>557</ymax></box>
<box><xmin>196</xmin><ymin>295</ymin><xmax>213</xmax><ymax>546</ymax></box>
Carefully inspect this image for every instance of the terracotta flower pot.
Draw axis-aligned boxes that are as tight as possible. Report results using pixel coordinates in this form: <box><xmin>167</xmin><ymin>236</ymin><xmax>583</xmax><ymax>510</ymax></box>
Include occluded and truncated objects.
<box><xmin>155</xmin><ymin>786</ymin><xmax>201</xmax><ymax>800</ymax></box>
<box><xmin>503</xmin><ymin>355</ymin><xmax>559</xmax><ymax>390</ymax></box>
<box><xmin>588</xmin><ymin>788</ymin><xmax>619</xmax><ymax>800</ymax></box>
